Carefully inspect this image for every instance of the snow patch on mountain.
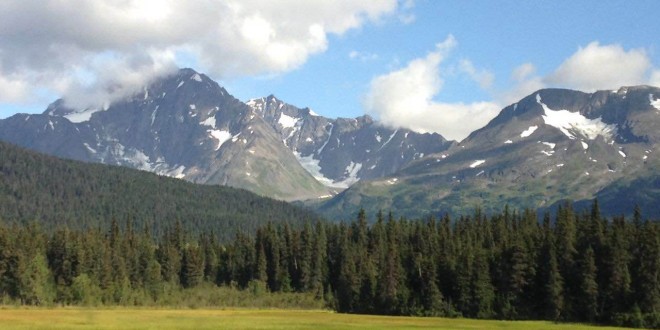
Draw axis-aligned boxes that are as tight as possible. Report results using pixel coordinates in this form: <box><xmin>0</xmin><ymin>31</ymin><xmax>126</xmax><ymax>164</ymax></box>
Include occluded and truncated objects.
<box><xmin>294</xmin><ymin>152</ymin><xmax>361</xmax><ymax>189</ymax></box>
<box><xmin>520</xmin><ymin>125</ymin><xmax>538</xmax><ymax>138</ymax></box>
<box><xmin>208</xmin><ymin>130</ymin><xmax>231</xmax><ymax>150</ymax></box>
<box><xmin>109</xmin><ymin>144</ymin><xmax>163</xmax><ymax>174</ymax></box>
<box><xmin>316</xmin><ymin>124</ymin><xmax>334</xmax><ymax>155</ymax></box>
<box><xmin>536</xmin><ymin>94</ymin><xmax>615</xmax><ymax>140</ymax></box>
<box><xmin>581</xmin><ymin>141</ymin><xmax>589</xmax><ymax>150</ymax></box>
<box><xmin>379</xmin><ymin>130</ymin><xmax>398</xmax><ymax>150</ymax></box>
<box><xmin>151</xmin><ymin>106</ymin><xmax>159</xmax><ymax>125</ymax></box>
<box><xmin>335</xmin><ymin>162</ymin><xmax>362</xmax><ymax>188</ymax></box>
<box><xmin>63</xmin><ymin>102</ymin><xmax>110</xmax><ymax>123</ymax></box>
<box><xmin>650</xmin><ymin>94</ymin><xmax>660</xmax><ymax>111</ymax></box>
<box><xmin>278</xmin><ymin>113</ymin><xmax>299</xmax><ymax>128</ymax></box>
<box><xmin>192</xmin><ymin>74</ymin><xmax>203</xmax><ymax>82</ymax></box>
<box><xmin>295</xmin><ymin>152</ymin><xmax>342</xmax><ymax>188</ymax></box>
<box><xmin>469</xmin><ymin>160</ymin><xmax>485</xmax><ymax>168</ymax></box>
<box><xmin>246</xmin><ymin>99</ymin><xmax>263</xmax><ymax>113</ymax></box>
<box><xmin>201</xmin><ymin>116</ymin><xmax>216</xmax><ymax>128</ymax></box>
<box><xmin>164</xmin><ymin>165</ymin><xmax>186</xmax><ymax>179</ymax></box>
<box><xmin>83</xmin><ymin>143</ymin><xmax>96</xmax><ymax>154</ymax></box>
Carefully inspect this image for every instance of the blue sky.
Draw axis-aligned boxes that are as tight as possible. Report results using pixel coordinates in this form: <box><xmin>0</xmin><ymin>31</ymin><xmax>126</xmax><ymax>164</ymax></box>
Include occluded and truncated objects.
<box><xmin>1</xmin><ymin>1</ymin><xmax>659</xmax><ymax>140</ymax></box>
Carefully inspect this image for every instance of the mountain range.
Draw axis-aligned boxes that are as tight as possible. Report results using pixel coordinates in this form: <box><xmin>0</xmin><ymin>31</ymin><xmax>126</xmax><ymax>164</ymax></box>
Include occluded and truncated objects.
<box><xmin>0</xmin><ymin>68</ymin><xmax>450</xmax><ymax>202</ymax></box>
<box><xmin>0</xmin><ymin>68</ymin><xmax>658</xmax><ymax>219</ymax></box>
<box><xmin>312</xmin><ymin>86</ymin><xmax>660</xmax><ymax>219</ymax></box>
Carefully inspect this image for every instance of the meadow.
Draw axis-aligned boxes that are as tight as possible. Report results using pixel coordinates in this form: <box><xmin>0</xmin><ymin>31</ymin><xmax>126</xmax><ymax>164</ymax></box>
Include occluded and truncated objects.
<box><xmin>0</xmin><ymin>308</ymin><xmax>632</xmax><ymax>330</ymax></box>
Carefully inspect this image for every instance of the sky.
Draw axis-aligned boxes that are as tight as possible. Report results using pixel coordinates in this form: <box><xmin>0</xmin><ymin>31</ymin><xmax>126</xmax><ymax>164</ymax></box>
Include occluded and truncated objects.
<box><xmin>1</xmin><ymin>0</ymin><xmax>660</xmax><ymax>141</ymax></box>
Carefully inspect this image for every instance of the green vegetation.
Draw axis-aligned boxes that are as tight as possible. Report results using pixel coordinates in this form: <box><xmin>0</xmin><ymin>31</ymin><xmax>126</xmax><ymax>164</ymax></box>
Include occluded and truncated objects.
<box><xmin>0</xmin><ymin>139</ymin><xmax>658</xmax><ymax>329</ymax></box>
<box><xmin>0</xmin><ymin>202</ymin><xmax>657</xmax><ymax>328</ymax></box>
<box><xmin>0</xmin><ymin>141</ymin><xmax>320</xmax><ymax>240</ymax></box>
<box><xmin>0</xmin><ymin>308</ymin><xmax>632</xmax><ymax>329</ymax></box>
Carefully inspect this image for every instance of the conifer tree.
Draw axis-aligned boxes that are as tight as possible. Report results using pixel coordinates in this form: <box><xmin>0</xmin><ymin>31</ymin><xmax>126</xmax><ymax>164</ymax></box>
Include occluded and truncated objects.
<box><xmin>310</xmin><ymin>222</ymin><xmax>327</xmax><ymax>299</ymax></box>
<box><xmin>181</xmin><ymin>245</ymin><xmax>204</xmax><ymax>288</ymax></box>
<box><xmin>633</xmin><ymin>222</ymin><xmax>660</xmax><ymax>314</ymax></box>
<box><xmin>602</xmin><ymin>216</ymin><xmax>631</xmax><ymax>318</ymax></box>
<box><xmin>577</xmin><ymin>246</ymin><xmax>599</xmax><ymax>322</ymax></box>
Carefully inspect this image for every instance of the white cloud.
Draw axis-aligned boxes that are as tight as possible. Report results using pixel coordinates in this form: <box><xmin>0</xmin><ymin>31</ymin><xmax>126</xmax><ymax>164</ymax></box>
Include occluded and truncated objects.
<box><xmin>546</xmin><ymin>42</ymin><xmax>651</xmax><ymax>91</ymax></box>
<box><xmin>649</xmin><ymin>70</ymin><xmax>660</xmax><ymax>87</ymax></box>
<box><xmin>364</xmin><ymin>36</ymin><xmax>500</xmax><ymax>141</ymax></box>
<box><xmin>0</xmin><ymin>74</ymin><xmax>30</xmax><ymax>103</ymax></box>
<box><xmin>398</xmin><ymin>0</ymin><xmax>416</xmax><ymax>24</ymax></box>
<box><xmin>512</xmin><ymin>63</ymin><xmax>536</xmax><ymax>83</ymax></box>
<box><xmin>0</xmin><ymin>0</ymin><xmax>401</xmax><ymax>108</ymax></box>
<box><xmin>499</xmin><ymin>63</ymin><xmax>545</xmax><ymax>105</ymax></box>
<box><xmin>502</xmin><ymin>42</ymin><xmax>659</xmax><ymax>105</ymax></box>
<box><xmin>458</xmin><ymin>59</ymin><xmax>494</xmax><ymax>89</ymax></box>
<box><xmin>349</xmin><ymin>50</ymin><xmax>379</xmax><ymax>62</ymax></box>
<box><xmin>364</xmin><ymin>38</ymin><xmax>660</xmax><ymax>141</ymax></box>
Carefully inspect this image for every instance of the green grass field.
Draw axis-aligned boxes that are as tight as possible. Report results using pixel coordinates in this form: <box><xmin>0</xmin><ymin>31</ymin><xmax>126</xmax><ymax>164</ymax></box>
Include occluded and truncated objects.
<box><xmin>0</xmin><ymin>308</ymin><xmax>631</xmax><ymax>329</ymax></box>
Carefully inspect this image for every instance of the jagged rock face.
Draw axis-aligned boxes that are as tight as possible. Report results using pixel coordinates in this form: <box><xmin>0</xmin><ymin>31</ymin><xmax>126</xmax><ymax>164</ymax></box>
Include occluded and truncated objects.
<box><xmin>0</xmin><ymin>68</ymin><xmax>453</xmax><ymax>201</ymax></box>
<box><xmin>0</xmin><ymin>69</ymin><xmax>331</xmax><ymax>201</ymax></box>
<box><xmin>313</xmin><ymin>86</ymin><xmax>660</xmax><ymax>219</ymax></box>
<box><xmin>247</xmin><ymin>95</ymin><xmax>453</xmax><ymax>189</ymax></box>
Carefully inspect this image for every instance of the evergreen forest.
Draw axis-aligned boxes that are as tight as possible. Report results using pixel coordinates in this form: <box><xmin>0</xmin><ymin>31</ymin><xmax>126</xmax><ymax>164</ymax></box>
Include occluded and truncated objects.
<box><xmin>0</xmin><ymin>141</ymin><xmax>320</xmax><ymax>240</ymax></box>
<box><xmin>0</xmin><ymin>203</ymin><xmax>658</xmax><ymax>329</ymax></box>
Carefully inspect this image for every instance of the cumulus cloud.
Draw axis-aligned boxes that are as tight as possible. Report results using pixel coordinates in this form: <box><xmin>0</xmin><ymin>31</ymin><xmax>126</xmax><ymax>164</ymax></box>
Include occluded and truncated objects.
<box><xmin>546</xmin><ymin>42</ymin><xmax>652</xmax><ymax>91</ymax></box>
<box><xmin>501</xmin><ymin>43</ymin><xmax>659</xmax><ymax>105</ymax></box>
<box><xmin>0</xmin><ymin>74</ymin><xmax>30</xmax><ymax>103</ymax></box>
<box><xmin>364</xmin><ymin>36</ymin><xmax>500</xmax><ymax>141</ymax></box>
<box><xmin>0</xmin><ymin>0</ymin><xmax>401</xmax><ymax>108</ymax></box>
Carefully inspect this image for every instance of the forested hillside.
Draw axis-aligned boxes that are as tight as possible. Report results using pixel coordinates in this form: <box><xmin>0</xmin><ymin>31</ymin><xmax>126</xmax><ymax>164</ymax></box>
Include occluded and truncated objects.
<box><xmin>0</xmin><ymin>202</ymin><xmax>657</xmax><ymax>328</ymax></box>
<box><xmin>0</xmin><ymin>141</ymin><xmax>320</xmax><ymax>239</ymax></box>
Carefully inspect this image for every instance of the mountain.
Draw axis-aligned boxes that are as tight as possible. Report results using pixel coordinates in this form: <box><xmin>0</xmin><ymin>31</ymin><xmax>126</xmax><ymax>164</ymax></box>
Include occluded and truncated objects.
<box><xmin>312</xmin><ymin>86</ymin><xmax>660</xmax><ymax>219</ymax></box>
<box><xmin>0</xmin><ymin>69</ymin><xmax>330</xmax><ymax>201</ymax></box>
<box><xmin>246</xmin><ymin>95</ymin><xmax>453</xmax><ymax>189</ymax></box>
<box><xmin>0</xmin><ymin>68</ymin><xmax>452</xmax><ymax>201</ymax></box>
<box><xmin>0</xmin><ymin>140</ymin><xmax>321</xmax><ymax>240</ymax></box>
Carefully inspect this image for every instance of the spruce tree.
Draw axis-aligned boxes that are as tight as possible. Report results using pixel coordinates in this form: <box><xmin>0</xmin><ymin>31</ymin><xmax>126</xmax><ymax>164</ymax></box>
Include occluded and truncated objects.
<box><xmin>577</xmin><ymin>246</ymin><xmax>599</xmax><ymax>322</ymax></box>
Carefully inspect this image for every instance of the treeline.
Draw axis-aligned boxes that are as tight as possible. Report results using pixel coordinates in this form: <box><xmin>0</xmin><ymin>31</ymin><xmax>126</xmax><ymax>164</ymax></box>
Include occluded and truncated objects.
<box><xmin>0</xmin><ymin>141</ymin><xmax>319</xmax><ymax>239</ymax></box>
<box><xmin>0</xmin><ymin>202</ymin><xmax>658</xmax><ymax>328</ymax></box>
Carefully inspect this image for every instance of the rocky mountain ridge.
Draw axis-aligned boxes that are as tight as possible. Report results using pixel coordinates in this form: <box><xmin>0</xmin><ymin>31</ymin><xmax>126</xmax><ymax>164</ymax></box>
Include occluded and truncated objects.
<box><xmin>312</xmin><ymin>86</ymin><xmax>660</xmax><ymax>219</ymax></box>
<box><xmin>0</xmin><ymin>68</ymin><xmax>452</xmax><ymax>201</ymax></box>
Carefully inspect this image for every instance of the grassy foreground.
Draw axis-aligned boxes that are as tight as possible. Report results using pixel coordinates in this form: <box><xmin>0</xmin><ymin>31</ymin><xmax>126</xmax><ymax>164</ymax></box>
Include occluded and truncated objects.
<box><xmin>0</xmin><ymin>308</ymin><xmax>631</xmax><ymax>329</ymax></box>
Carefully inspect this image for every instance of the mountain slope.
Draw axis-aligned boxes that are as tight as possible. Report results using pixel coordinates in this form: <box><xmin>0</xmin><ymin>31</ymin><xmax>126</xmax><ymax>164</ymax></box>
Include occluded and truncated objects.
<box><xmin>247</xmin><ymin>95</ymin><xmax>453</xmax><ymax>189</ymax></box>
<box><xmin>312</xmin><ymin>86</ymin><xmax>660</xmax><ymax>219</ymax></box>
<box><xmin>0</xmin><ymin>69</ymin><xmax>331</xmax><ymax>201</ymax></box>
<box><xmin>0</xmin><ymin>140</ymin><xmax>320</xmax><ymax>240</ymax></box>
<box><xmin>0</xmin><ymin>68</ymin><xmax>454</xmax><ymax>201</ymax></box>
